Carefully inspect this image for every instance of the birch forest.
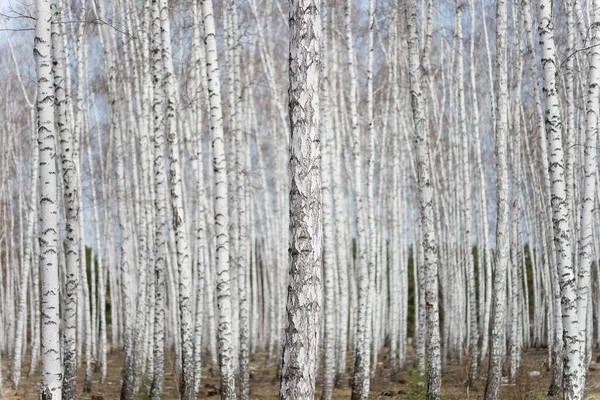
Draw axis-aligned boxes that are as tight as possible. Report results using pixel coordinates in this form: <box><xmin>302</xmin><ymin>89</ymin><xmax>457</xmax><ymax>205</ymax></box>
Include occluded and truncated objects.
<box><xmin>1</xmin><ymin>0</ymin><xmax>600</xmax><ymax>398</ymax></box>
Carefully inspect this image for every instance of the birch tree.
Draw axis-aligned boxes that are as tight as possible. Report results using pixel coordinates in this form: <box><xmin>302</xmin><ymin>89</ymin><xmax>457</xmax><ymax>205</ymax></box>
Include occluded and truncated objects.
<box><xmin>52</xmin><ymin>4</ymin><xmax>81</xmax><ymax>397</ymax></box>
<box><xmin>200</xmin><ymin>0</ymin><xmax>236</xmax><ymax>395</ymax></box>
<box><xmin>537</xmin><ymin>1</ymin><xmax>580</xmax><ymax>398</ymax></box>
<box><xmin>405</xmin><ymin>1</ymin><xmax>442</xmax><ymax>398</ymax></box>
<box><xmin>484</xmin><ymin>1</ymin><xmax>510</xmax><ymax>398</ymax></box>
<box><xmin>279</xmin><ymin>0</ymin><xmax>322</xmax><ymax>397</ymax></box>
<box><xmin>34</xmin><ymin>0</ymin><xmax>63</xmax><ymax>397</ymax></box>
<box><xmin>346</xmin><ymin>0</ymin><xmax>371</xmax><ymax>394</ymax></box>
<box><xmin>575</xmin><ymin>0</ymin><xmax>600</xmax><ymax>393</ymax></box>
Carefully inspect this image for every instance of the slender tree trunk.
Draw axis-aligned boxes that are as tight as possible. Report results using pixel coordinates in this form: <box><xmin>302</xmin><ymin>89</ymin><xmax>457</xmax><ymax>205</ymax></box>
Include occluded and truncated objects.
<box><xmin>537</xmin><ymin>1</ymin><xmax>580</xmax><ymax>398</ymax></box>
<box><xmin>484</xmin><ymin>0</ymin><xmax>510</xmax><ymax>398</ymax></box>
<box><xmin>52</xmin><ymin>5</ymin><xmax>81</xmax><ymax>397</ymax></box>
<box><xmin>576</xmin><ymin>0</ymin><xmax>600</xmax><ymax>393</ymax></box>
<box><xmin>346</xmin><ymin>0</ymin><xmax>370</xmax><ymax>395</ymax></box>
<box><xmin>455</xmin><ymin>4</ymin><xmax>478</xmax><ymax>385</ymax></box>
<box><xmin>320</xmin><ymin>3</ymin><xmax>336</xmax><ymax>397</ymax></box>
<box><xmin>149</xmin><ymin>2</ymin><xmax>167</xmax><ymax>398</ymax></box>
<box><xmin>405</xmin><ymin>1</ymin><xmax>442</xmax><ymax>398</ymax></box>
<box><xmin>279</xmin><ymin>0</ymin><xmax>321</xmax><ymax>396</ymax></box>
<box><xmin>200</xmin><ymin>0</ymin><xmax>236</xmax><ymax>395</ymax></box>
<box><xmin>155</xmin><ymin>0</ymin><xmax>195</xmax><ymax>397</ymax></box>
<box><xmin>35</xmin><ymin>0</ymin><xmax>63</xmax><ymax>397</ymax></box>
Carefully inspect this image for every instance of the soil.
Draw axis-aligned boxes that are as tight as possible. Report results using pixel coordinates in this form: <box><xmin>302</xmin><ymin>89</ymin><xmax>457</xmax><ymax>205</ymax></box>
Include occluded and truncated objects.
<box><xmin>3</xmin><ymin>348</ymin><xmax>600</xmax><ymax>399</ymax></box>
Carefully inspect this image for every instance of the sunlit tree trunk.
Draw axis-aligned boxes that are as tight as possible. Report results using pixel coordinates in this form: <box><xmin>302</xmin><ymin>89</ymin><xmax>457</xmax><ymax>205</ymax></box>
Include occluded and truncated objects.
<box><xmin>35</xmin><ymin>0</ymin><xmax>63</xmax><ymax>397</ymax></box>
<box><xmin>320</xmin><ymin>2</ymin><xmax>336</xmax><ymax>397</ymax></box>
<box><xmin>484</xmin><ymin>0</ymin><xmax>510</xmax><ymax>397</ymax></box>
<box><xmin>51</xmin><ymin>5</ymin><xmax>81</xmax><ymax>397</ymax></box>
<box><xmin>200</xmin><ymin>0</ymin><xmax>236</xmax><ymax>395</ymax></box>
<box><xmin>279</xmin><ymin>0</ymin><xmax>321</xmax><ymax>396</ymax></box>
<box><xmin>576</xmin><ymin>0</ymin><xmax>600</xmax><ymax>392</ymax></box>
<box><xmin>406</xmin><ymin>0</ymin><xmax>442</xmax><ymax>398</ymax></box>
<box><xmin>455</xmin><ymin>3</ymin><xmax>478</xmax><ymax>385</ymax></box>
<box><xmin>149</xmin><ymin>2</ymin><xmax>167</xmax><ymax>398</ymax></box>
<box><xmin>346</xmin><ymin>0</ymin><xmax>370</xmax><ymax>395</ymax></box>
<box><xmin>537</xmin><ymin>1</ymin><xmax>580</xmax><ymax>398</ymax></box>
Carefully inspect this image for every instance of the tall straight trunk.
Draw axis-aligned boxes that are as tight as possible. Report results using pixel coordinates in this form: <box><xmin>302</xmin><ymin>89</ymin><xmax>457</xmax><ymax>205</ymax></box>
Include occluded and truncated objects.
<box><xmin>35</xmin><ymin>0</ymin><xmax>62</xmax><ymax>397</ymax></box>
<box><xmin>115</xmin><ymin>41</ymin><xmax>137</xmax><ymax>400</ymax></box>
<box><xmin>484</xmin><ymin>0</ymin><xmax>510</xmax><ymax>398</ymax></box>
<box><xmin>576</xmin><ymin>0</ymin><xmax>600</xmax><ymax>393</ymax></box>
<box><xmin>200</xmin><ymin>0</ymin><xmax>236</xmax><ymax>396</ymax></box>
<box><xmin>537</xmin><ymin>1</ymin><xmax>580</xmax><ymax>398</ymax></box>
<box><xmin>405</xmin><ymin>1</ymin><xmax>442</xmax><ymax>398</ymax></box>
<box><xmin>320</xmin><ymin>2</ymin><xmax>336</xmax><ymax>397</ymax></box>
<box><xmin>52</xmin><ymin>5</ymin><xmax>81</xmax><ymax>397</ymax></box>
<box><xmin>191</xmin><ymin>2</ymin><xmax>207</xmax><ymax>394</ymax></box>
<box><xmin>564</xmin><ymin>0</ymin><xmax>576</xmax><ymax>257</ymax></box>
<box><xmin>330</xmin><ymin>25</ymin><xmax>349</xmax><ymax>386</ymax></box>
<box><xmin>279</xmin><ymin>0</ymin><xmax>321</xmax><ymax>396</ymax></box>
<box><xmin>509</xmin><ymin>4</ymin><xmax>524</xmax><ymax>382</ymax></box>
<box><xmin>149</xmin><ymin>2</ymin><xmax>167</xmax><ymax>398</ymax></box>
<box><xmin>157</xmin><ymin>0</ymin><xmax>195</xmax><ymax>397</ymax></box>
<box><xmin>522</xmin><ymin>0</ymin><xmax>563</xmax><ymax>390</ymax></box>
<box><xmin>468</xmin><ymin>0</ymin><xmax>492</xmax><ymax>365</ymax></box>
<box><xmin>346</xmin><ymin>0</ymin><xmax>370</xmax><ymax>395</ymax></box>
<box><xmin>389</xmin><ymin>18</ymin><xmax>401</xmax><ymax>379</ymax></box>
<box><xmin>365</xmin><ymin>0</ymin><xmax>376</xmax><ymax>379</ymax></box>
<box><xmin>228</xmin><ymin>0</ymin><xmax>250</xmax><ymax>395</ymax></box>
<box><xmin>73</xmin><ymin>0</ymin><xmax>93</xmax><ymax>391</ymax></box>
<box><xmin>455</xmin><ymin>3</ymin><xmax>477</xmax><ymax>385</ymax></box>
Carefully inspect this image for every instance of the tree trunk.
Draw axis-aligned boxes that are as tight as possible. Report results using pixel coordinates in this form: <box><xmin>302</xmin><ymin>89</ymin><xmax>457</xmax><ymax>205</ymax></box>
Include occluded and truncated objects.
<box><xmin>484</xmin><ymin>0</ymin><xmax>510</xmax><ymax>398</ymax></box>
<box><xmin>405</xmin><ymin>0</ymin><xmax>442</xmax><ymax>398</ymax></box>
<box><xmin>35</xmin><ymin>0</ymin><xmax>63</xmax><ymax>397</ymax></box>
<box><xmin>279</xmin><ymin>0</ymin><xmax>322</xmax><ymax>397</ymax></box>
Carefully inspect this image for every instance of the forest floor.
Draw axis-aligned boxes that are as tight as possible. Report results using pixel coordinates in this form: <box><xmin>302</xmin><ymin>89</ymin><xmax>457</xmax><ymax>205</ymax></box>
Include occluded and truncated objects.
<box><xmin>3</xmin><ymin>347</ymin><xmax>600</xmax><ymax>399</ymax></box>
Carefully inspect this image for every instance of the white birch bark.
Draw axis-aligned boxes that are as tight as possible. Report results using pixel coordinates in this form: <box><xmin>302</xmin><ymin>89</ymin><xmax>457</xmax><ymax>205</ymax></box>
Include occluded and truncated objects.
<box><xmin>51</xmin><ymin>5</ymin><xmax>81</xmax><ymax>397</ymax></box>
<box><xmin>455</xmin><ymin>3</ymin><xmax>478</xmax><ymax>385</ymax></box>
<box><xmin>345</xmin><ymin>0</ymin><xmax>370</xmax><ymax>395</ymax></box>
<box><xmin>320</xmin><ymin>4</ymin><xmax>335</xmax><ymax>396</ymax></box>
<box><xmin>155</xmin><ymin>0</ymin><xmax>195</xmax><ymax>397</ymax></box>
<box><xmin>330</xmin><ymin>29</ymin><xmax>350</xmax><ymax>385</ymax></box>
<box><xmin>365</xmin><ymin>0</ymin><xmax>377</xmax><ymax>378</ymax></box>
<box><xmin>190</xmin><ymin>2</ymin><xmax>207</xmax><ymax>394</ymax></box>
<box><xmin>279</xmin><ymin>0</ymin><xmax>321</xmax><ymax>395</ymax></box>
<box><xmin>35</xmin><ymin>0</ymin><xmax>63</xmax><ymax>397</ymax></box>
<box><xmin>200</xmin><ymin>0</ymin><xmax>236</xmax><ymax>395</ymax></box>
<box><xmin>149</xmin><ymin>1</ymin><xmax>167</xmax><ymax>397</ymax></box>
<box><xmin>406</xmin><ymin>1</ymin><xmax>442</xmax><ymax>397</ymax></box>
<box><xmin>576</xmin><ymin>0</ymin><xmax>600</xmax><ymax>392</ymax></box>
<box><xmin>468</xmin><ymin>0</ymin><xmax>492</xmax><ymax>365</ymax></box>
<box><xmin>537</xmin><ymin>2</ymin><xmax>580</xmax><ymax>398</ymax></box>
<box><xmin>484</xmin><ymin>0</ymin><xmax>510</xmax><ymax>398</ymax></box>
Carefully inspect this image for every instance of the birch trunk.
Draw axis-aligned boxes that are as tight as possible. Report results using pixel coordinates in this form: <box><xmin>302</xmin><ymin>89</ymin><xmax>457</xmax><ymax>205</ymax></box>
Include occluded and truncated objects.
<box><xmin>455</xmin><ymin>4</ymin><xmax>478</xmax><ymax>385</ymax></box>
<box><xmin>537</xmin><ymin>1</ymin><xmax>580</xmax><ymax>398</ymax></box>
<box><xmin>51</xmin><ymin>5</ymin><xmax>81</xmax><ymax>397</ymax></box>
<box><xmin>406</xmin><ymin>1</ymin><xmax>442</xmax><ymax>398</ymax></box>
<box><xmin>576</xmin><ymin>0</ymin><xmax>600</xmax><ymax>392</ymax></box>
<box><xmin>346</xmin><ymin>0</ymin><xmax>370</xmax><ymax>395</ymax></box>
<box><xmin>279</xmin><ymin>0</ymin><xmax>321</xmax><ymax>396</ymax></box>
<box><xmin>484</xmin><ymin>0</ymin><xmax>510</xmax><ymax>397</ymax></box>
<box><xmin>320</xmin><ymin>3</ymin><xmax>336</xmax><ymax>396</ymax></box>
<box><xmin>200</xmin><ymin>0</ymin><xmax>236</xmax><ymax>395</ymax></box>
<box><xmin>156</xmin><ymin>0</ymin><xmax>195</xmax><ymax>397</ymax></box>
<box><xmin>35</xmin><ymin>0</ymin><xmax>63</xmax><ymax>397</ymax></box>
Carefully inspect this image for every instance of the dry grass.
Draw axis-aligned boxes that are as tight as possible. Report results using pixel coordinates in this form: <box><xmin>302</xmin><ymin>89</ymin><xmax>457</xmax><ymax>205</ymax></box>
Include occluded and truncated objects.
<box><xmin>3</xmin><ymin>348</ymin><xmax>600</xmax><ymax>399</ymax></box>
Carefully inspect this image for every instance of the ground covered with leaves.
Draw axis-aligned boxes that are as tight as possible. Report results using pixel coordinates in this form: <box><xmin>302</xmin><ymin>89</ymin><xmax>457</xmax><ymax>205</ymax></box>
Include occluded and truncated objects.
<box><xmin>3</xmin><ymin>348</ymin><xmax>600</xmax><ymax>399</ymax></box>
